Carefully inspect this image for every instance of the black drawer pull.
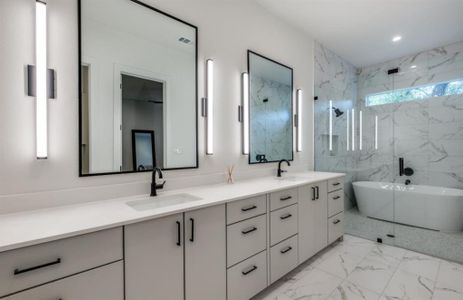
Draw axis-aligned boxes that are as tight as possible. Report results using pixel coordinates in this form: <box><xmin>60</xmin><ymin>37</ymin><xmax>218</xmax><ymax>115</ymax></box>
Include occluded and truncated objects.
<box><xmin>333</xmin><ymin>196</ymin><xmax>341</xmax><ymax>200</ymax></box>
<box><xmin>333</xmin><ymin>219</ymin><xmax>341</xmax><ymax>224</ymax></box>
<box><xmin>176</xmin><ymin>221</ymin><xmax>181</xmax><ymax>246</ymax></box>
<box><xmin>332</xmin><ymin>182</ymin><xmax>341</xmax><ymax>186</ymax></box>
<box><xmin>280</xmin><ymin>196</ymin><xmax>292</xmax><ymax>201</ymax></box>
<box><xmin>316</xmin><ymin>186</ymin><xmax>319</xmax><ymax>199</ymax></box>
<box><xmin>241</xmin><ymin>227</ymin><xmax>257</xmax><ymax>235</ymax></box>
<box><xmin>189</xmin><ymin>218</ymin><xmax>195</xmax><ymax>242</ymax></box>
<box><xmin>14</xmin><ymin>258</ymin><xmax>61</xmax><ymax>275</ymax></box>
<box><xmin>242</xmin><ymin>265</ymin><xmax>258</xmax><ymax>275</ymax></box>
<box><xmin>280</xmin><ymin>213</ymin><xmax>292</xmax><ymax>220</ymax></box>
<box><xmin>311</xmin><ymin>187</ymin><xmax>316</xmax><ymax>200</ymax></box>
<box><xmin>241</xmin><ymin>205</ymin><xmax>257</xmax><ymax>212</ymax></box>
<box><xmin>280</xmin><ymin>246</ymin><xmax>293</xmax><ymax>254</ymax></box>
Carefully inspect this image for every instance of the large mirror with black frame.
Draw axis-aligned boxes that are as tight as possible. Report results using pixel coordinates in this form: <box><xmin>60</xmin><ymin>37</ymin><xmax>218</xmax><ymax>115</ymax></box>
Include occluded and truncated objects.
<box><xmin>248</xmin><ymin>51</ymin><xmax>294</xmax><ymax>164</ymax></box>
<box><xmin>79</xmin><ymin>0</ymin><xmax>198</xmax><ymax>176</ymax></box>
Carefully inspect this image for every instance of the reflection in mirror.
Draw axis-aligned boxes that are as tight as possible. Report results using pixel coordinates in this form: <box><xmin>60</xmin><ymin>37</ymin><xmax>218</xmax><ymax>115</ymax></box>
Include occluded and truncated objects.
<box><xmin>248</xmin><ymin>51</ymin><xmax>293</xmax><ymax>164</ymax></box>
<box><xmin>79</xmin><ymin>0</ymin><xmax>197</xmax><ymax>176</ymax></box>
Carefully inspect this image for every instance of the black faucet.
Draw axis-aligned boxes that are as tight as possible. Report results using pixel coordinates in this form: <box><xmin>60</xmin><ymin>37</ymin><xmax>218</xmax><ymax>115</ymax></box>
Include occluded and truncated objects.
<box><xmin>399</xmin><ymin>157</ymin><xmax>414</xmax><ymax>177</ymax></box>
<box><xmin>150</xmin><ymin>167</ymin><xmax>166</xmax><ymax>197</ymax></box>
<box><xmin>277</xmin><ymin>159</ymin><xmax>291</xmax><ymax>177</ymax></box>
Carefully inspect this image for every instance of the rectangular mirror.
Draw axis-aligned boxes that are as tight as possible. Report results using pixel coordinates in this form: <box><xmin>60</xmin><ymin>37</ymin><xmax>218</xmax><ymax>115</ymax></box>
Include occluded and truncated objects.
<box><xmin>79</xmin><ymin>0</ymin><xmax>198</xmax><ymax>176</ymax></box>
<box><xmin>248</xmin><ymin>51</ymin><xmax>294</xmax><ymax>164</ymax></box>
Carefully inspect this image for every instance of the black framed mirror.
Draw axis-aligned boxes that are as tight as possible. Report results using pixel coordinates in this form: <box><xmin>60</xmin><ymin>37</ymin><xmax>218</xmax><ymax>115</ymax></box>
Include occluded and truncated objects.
<box><xmin>248</xmin><ymin>50</ymin><xmax>294</xmax><ymax>164</ymax></box>
<box><xmin>78</xmin><ymin>0</ymin><xmax>198</xmax><ymax>176</ymax></box>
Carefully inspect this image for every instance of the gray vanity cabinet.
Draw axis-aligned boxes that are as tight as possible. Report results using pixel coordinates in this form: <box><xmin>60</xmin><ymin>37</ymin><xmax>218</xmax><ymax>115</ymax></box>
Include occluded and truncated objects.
<box><xmin>125</xmin><ymin>204</ymin><xmax>226</xmax><ymax>300</ymax></box>
<box><xmin>125</xmin><ymin>213</ymin><xmax>184</xmax><ymax>300</ymax></box>
<box><xmin>298</xmin><ymin>181</ymin><xmax>328</xmax><ymax>262</ymax></box>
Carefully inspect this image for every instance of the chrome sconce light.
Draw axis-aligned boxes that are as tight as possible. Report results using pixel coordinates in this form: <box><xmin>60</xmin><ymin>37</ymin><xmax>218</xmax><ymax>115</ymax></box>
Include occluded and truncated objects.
<box><xmin>201</xmin><ymin>59</ymin><xmax>214</xmax><ymax>155</ymax></box>
<box><xmin>239</xmin><ymin>72</ymin><xmax>249</xmax><ymax>155</ymax></box>
<box><xmin>27</xmin><ymin>0</ymin><xmax>55</xmax><ymax>159</ymax></box>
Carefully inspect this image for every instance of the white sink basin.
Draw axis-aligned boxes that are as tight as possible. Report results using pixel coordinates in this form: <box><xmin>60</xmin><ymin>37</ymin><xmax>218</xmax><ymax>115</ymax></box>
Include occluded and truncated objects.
<box><xmin>276</xmin><ymin>176</ymin><xmax>305</xmax><ymax>182</ymax></box>
<box><xmin>127</xmin><ymin>193</ymin><xmax>203</xmax><ymax>211</ymax></box>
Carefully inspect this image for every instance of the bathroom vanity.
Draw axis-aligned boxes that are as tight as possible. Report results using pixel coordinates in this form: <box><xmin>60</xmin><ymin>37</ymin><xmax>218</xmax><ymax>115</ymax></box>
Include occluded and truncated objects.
<box><xmin>0</xmin><ymin>172</ymin><xmax>344</xmax><ymax>300</ymax></box>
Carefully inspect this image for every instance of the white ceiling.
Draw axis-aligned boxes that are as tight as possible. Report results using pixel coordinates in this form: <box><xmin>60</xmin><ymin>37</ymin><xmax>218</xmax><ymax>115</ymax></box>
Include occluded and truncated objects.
<box><xmin>254</xmin><ymin>0</ymin><xmax>463</xmax><ymax>67</ymax></box>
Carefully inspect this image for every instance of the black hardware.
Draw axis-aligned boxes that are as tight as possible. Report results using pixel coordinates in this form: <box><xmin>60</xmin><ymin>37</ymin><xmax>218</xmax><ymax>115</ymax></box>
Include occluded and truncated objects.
<box><xmin>314</xmin><ymin>96</ymin><xmax>318</xmax><ymax>100</ymax></box>
<box><xmin>404</xmin><ymin>167</ymin><xmax>414</xmax><ymax>176</ymax></box>
<box><xmin>176</xmin><ymin>221</ymin><xmax>181</xmax><ymax>246</ymax></box>
<box><xmin>256</xmin><ymin>154</ymin><xmax>268</xmax><ymax>163</ymax></box>
<box><xmin>150</xmin><ymin>167</ymin><xmax>165</xmax><ymax>197</ymax></box>
<box><xmin>332</xmin><ymin>107</ymin><xmax>344</xmax><ymax>117</ymax></box>
<box><xmin>333</xmin><ymin>196</ymin><xmax>341</xmax><ymax>200</ymax></box>
<box><xmin>377</xmin><ymin>238</ymin><xmax>383</xmax><ymax>243</ymax></box>
<box><xmin>14</xmin><ymin>258</ymin><xmax>61</xmax><ymax>275</ymax></box>
<box><xmin>333</xmin><ymin>219</ymin><xmax>341</xmax><ymax>224</ymax></box>
<box><xmin>242</xmin><ymin>265</ymin><xmax>258</xmax><ymax>275</ymax></box>
<box><xmin>241</xmin><ymin>227</ymin><xmax>257</xmax><ymax>235</ymax></box>
<box><xmin>280</xmin><ymin>196</ymin><xmax>292</xmax><ymax>201</ymax></box>
<box><xmin>387</xmin><ymin>234</ymin><xmax>396</xmax><ymax>238</ymax></box>
<box><xmin>280</xmin><ymin>213</ymin><xmax>292</xmax><ymax>220</ymax></box>
<box><xmin>189</xmin><ymin>218</ymin><xmax>195</xmax><ymax>242</ymax></box>
<box><xmin>332</xmin><ymin>182</ymin><xmax>340</xmax><ymax>186</ymax></box>
<box><xmin>387</xmin><ymin>67</ymin><xmax>399</xmax><ymax>75</ymax></box>
<box><xmin>405</xmin><ymin>179</ymin><xmax>411</xmax><ymax>185</ymax></box>
<box><xmin>316</xmin><ymin>186</ymin><xmax>319</xmax><ymax>199</ymax></box>
<box><xmin>399</xmin><ymin>157</ymin><xmax>404</xmax><ymax>176</ymax></box>
<box><xmin>262</xmin><ymin>98</ymin><xmax>269</xmax><ymax>103</ymax></box>
<box><xmin>280</xmin><ymin>246</ymin><xmax>292</xmax><ymax>254</ymax></box>
<box><xmin>277</xmin><ymin>159</ymin><xmax>291</xmax><ymax>177</ymax></box>
<box><xmin>241</xmin><ymin>205</ymin><xmax>257</xmax><ymax>212</ymax></box>
<box><xmin>311</xmin><ymin>187</ymin><xmax>316</xmax><ymax>200</ymax></box>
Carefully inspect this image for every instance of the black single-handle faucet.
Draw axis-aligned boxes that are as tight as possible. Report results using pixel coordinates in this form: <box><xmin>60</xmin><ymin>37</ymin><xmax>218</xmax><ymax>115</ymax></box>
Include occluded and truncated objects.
<box><xmin>277</xmin><ymin>159</ymin><xmax>291</xmax><ymax>177</ymax></box>
<box><xmin>150</xmin><ymin>167</ymin><xmax>166</xmax><ymax>197</ymax></box>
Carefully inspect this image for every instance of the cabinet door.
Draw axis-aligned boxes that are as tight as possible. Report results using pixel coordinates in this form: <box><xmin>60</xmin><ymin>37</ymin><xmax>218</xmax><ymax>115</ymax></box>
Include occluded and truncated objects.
<box><xmin>125</xmin><ymin>213</ymin><xmax>184</xmax><ymax>300</ymax></box>
<box><xmin>3</xmin><ymin>261</ymin><xmax>123</xmax><ymax>300</ymax></box>
<box><xmin>298</xmin><ymin>181</ymin><xmax>328</xmax><ymax>262</ymax></box>
<box><xmin>185</xmin><ymin>204</ymin><xmax>226</xmax><ymax>300</ymax></box>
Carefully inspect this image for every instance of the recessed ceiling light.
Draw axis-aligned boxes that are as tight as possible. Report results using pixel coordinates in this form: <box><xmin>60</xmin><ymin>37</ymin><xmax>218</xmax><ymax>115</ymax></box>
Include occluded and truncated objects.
<box><xmin>392</xmin><ymin>35</ymin><xmax>402</xmax><ymax>43</ymax></box>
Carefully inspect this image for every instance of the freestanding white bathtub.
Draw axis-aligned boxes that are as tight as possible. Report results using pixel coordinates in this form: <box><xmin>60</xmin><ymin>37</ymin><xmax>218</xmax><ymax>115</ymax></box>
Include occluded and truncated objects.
<box><xmin>353</xmin><ymin>181</ymin><xmax>463</xmax><ymax>232</ymax></box>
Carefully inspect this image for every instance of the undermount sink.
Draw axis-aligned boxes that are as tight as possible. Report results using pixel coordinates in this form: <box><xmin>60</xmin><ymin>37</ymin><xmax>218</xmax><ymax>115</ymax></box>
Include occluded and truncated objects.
<box><xmin>127</xmin><ymin>193</ymin><xmax>203</xmax><ymax>211</ymax></box>
<box><xmin>276</xmin><ymin>175</ymin><xmax>305</xmax><ymax>182</ymax></box>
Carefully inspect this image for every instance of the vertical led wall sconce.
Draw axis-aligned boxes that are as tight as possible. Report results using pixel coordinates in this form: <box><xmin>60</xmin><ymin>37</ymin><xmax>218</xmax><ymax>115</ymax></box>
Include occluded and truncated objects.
<box><xmin>296</xmin><ymin>89</ymin><xmax>302</xmax><ymax>152</ymax></box>
<box><xmin>328</xmin><ymin>100</ymin><xmax>333</xmax><ymax>151</ymax></box>
<box><xmin>351</xmin><ymin>108</ymin><xmax>355</xmax><ymax>151</ymax></box>
<box><xmin>201</xmin><ymin>59</ymin><xmax>214</xmax><ymax>155</ymax></box>
<box><xmin>27</xmin><ymin>0</ymin><xmax>55</xmax><ymax>159</ymax></box>
<box><xmin>346</xmin><ymin>109</ymin><xmax>350</xmax><ymax>151</ymax></box>
<box><xmin>375</xmin><ymin>115</ymin><xmax>378</xmax><ymax>150</ymax></box>
<box><xmin>359</xmin><ymin>110</ymin><xmax>363</xmax><ymax>150</ymax></box>
<box><xmin>239</xmin><ymin>72</ymin><xmax>250</xmax><ymax>155</ymax></box>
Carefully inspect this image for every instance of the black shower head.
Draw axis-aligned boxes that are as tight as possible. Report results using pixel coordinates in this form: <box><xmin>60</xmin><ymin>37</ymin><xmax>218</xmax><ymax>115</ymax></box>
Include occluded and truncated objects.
<box><xmin>332</xmin><ymin>107</ymin><xmax>344</xmax><ymax>117</ymax></box>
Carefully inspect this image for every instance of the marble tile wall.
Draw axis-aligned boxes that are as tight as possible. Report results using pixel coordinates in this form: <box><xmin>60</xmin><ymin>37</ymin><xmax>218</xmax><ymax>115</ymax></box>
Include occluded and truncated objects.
<box><xmin>250</xmin><ymin>76</ymin><xmax>293</xmax><ymax>163</ymax></box>
<box><xmin>357</xmin><ymin>41</ymin><xmax>463</xmax><ymax>189</ymax></box>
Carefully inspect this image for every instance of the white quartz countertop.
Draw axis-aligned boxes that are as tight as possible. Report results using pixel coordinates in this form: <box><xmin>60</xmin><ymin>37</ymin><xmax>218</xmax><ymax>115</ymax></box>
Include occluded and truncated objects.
<box><xmin>0</xmin><ymin>171</ymin><xmax>344</xmax><ymax>253</ymax></box>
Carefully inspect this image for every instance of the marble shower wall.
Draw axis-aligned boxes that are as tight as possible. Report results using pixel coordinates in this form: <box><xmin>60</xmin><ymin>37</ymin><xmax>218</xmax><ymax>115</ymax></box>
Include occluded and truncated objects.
<box><xmin>357</xmin><ymin>41</ymin><xmax>463</xmax><ymax>189</ymax></box>
<box><xmin>250</xmin><ymin>76</ymin><xmax>293</xmax><ymax>163</ymax></box>
<box><xmin>314</xmin><ymin>42</ymin><xmax>358</xmax><ymax>209</ymax></box>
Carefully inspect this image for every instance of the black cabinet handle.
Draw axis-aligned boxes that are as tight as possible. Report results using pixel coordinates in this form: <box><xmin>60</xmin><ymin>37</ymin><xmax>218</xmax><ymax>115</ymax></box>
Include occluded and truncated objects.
<box><xmin>280</xmin><ymin>196</ymin><xmax>292</xmax><ymax>201</ymax></box>
<box><xmin>333</xmin><ymin>196</ymin><xmax>340</xmax><ymax>200</ymax></box>
<box><xmin>280</xmin><ymin>246</ymin><xmax>292</xmax><ymax>254</ymax></box>
<box><xmin>14</xmin><ymin>258</ymin><xmax>61</xmax><ymax>275</ymax></box>
<box><xmin>280</xmin><ymin>213</ymin><xmax>292</xmax><ymax>220</ymax></box>
<box><xmin>316</xmin><ymin>186</ymin><xmax>319</xmax><ymax>199</ymax></box>
<box><xmin>332</xmin><ymin>182</ymin><xmax>341</xmax><ymax>186</ymax></box>
<box><xmin>189</xmin><ymin>218</ymin><xmax>195</xmax><ymax>242</ymax></box>
<box><xmin>241</xmin><ymin>205</ymin><xmax>257</xmax><ymax>212</ymax></box>
<box><xmin>242</xmin><ymin>265</ymin><xmax>258</xmax><ymax>275</ymax></box>
<box><xmin>333</xmin><ymin>219</ymin><xmax>341</xmax><ymax>224</ymax></box>
<box><xmin>311</xmin><ymin>187</ymin><xmax>316</xmax><ymax>200</ymax></box>
<box><xmin>241</xmin><ymin>226</ymin><xmax>257</xmax><ymax>235</ymax></box>
<box><xmin>176</xmin><ymin>221</ymin><xmax>181</xmax><ymax>246</ymax></box>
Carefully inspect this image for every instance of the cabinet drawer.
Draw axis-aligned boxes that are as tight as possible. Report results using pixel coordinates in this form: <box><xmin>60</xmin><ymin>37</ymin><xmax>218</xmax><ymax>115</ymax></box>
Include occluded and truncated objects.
<box><xmin>270</xmin><ymin>235</ymin><xmax>298</xmax><ymax>283</ymax></box>
<box><xmin>328</xmin><ymin>212</ymin><xmax>344</xmax><ymax>244</ymax></box>
<box><xmin>328</xmin><ymin>177</ymin><xmax>343</xmax><ymax>192</ymax></box>
<box><xmin>270</xmin><ymin>188</ymin><xmax>298</xmax><ymax>211</ymax></box>
<box><xmin>328</xmin><ymin>189</ymin><xmax>344</xmax><ymax>217</ymax></box>
<box><xmin>3</xmin><ymin>261</ymin><xmax>123</xmax><ymax>300</ymax></box>
<box><xmin>270</xmin><ymin>204</ymin><xmax>298</xmax><ymax>246</ymax></box>
<box><xmin>0</xmin><ymin>227</ymin><xmax>123</xmax><ymax>297</ymax></box>
<box><xmin>227</xmin><ymin>251</ymin><xmax>267</xmax><ymax>300</ymax></box>
<box><xmin>227</xmin><ymin>215</ymin><xmax>266</xmax><ymax>267</ymax></box>
<box><xmin>227</xmin><ymin>195</ymin><xmax>266</xmax><ymax>225</ymax></box>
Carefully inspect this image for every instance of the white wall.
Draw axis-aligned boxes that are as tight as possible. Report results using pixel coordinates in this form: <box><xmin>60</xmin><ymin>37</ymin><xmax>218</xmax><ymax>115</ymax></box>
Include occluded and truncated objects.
<box><xmin>0</xmin><ymin>0</ymin><xmax>315</xmax><ymax>214</ymax></box>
